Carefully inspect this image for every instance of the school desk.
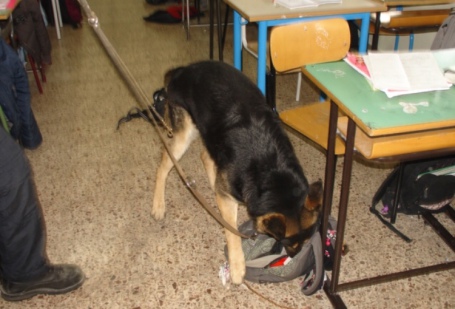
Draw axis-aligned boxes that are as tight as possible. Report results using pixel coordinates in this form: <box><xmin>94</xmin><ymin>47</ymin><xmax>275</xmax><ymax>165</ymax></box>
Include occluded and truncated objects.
<box><xmin>223</xmin><ymin>0</ymin><xmax>387</xmax><ymax>94</ymax></box>
<box><xmin>303</xmin><ymin>60</ymin><xmax>455</xmax><ymax>308</ymax></box>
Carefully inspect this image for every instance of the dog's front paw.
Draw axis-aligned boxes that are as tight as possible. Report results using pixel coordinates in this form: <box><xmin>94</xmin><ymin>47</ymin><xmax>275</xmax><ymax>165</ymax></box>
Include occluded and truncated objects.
<box><xmin>151</xmin><ymin>199</ymin><xmax>166</xmax><ymax>220</ymax></box>
<box><xmin>229</xmin><ymin>257</ymin><xmax>246</xmax><ymax>285</ymax></box>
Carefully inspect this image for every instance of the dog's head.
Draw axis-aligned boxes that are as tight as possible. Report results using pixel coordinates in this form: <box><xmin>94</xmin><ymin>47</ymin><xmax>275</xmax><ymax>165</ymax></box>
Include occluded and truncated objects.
<box><xmin>255</xmin><ymin>180</ymin><xmax>323</xmax><ymax>257</ymax></box>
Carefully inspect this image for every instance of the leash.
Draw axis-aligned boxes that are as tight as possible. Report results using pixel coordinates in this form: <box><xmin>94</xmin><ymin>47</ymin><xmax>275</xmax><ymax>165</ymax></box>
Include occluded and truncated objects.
<box><xmin>78</xmin><ymin>4</ymin><xmax>318</xmax><ymax>307</ymax></box>
<box><xmin>78</xmin><ymin>0</ymin><xmax>251</xmax><ymax>240</ymax></box>
<box><xmin>243</xmin><ymin>282</ymin><xmax>308</xmax><ymax>309</ymax></box>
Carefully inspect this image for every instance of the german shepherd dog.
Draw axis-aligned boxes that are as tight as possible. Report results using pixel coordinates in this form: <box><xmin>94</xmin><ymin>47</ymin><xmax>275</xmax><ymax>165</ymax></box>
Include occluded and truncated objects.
<box><xmin>152</xmin><ymin>61</ymin><xmax>323</xmax><ymax>284</ymax></box>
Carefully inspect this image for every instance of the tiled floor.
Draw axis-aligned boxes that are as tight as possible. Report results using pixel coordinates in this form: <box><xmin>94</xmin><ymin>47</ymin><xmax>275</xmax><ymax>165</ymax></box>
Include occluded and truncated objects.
<box><xmin>3</xmin><ymin>1</ymin><xmax>454</xmax><ymax>308</ymax></box>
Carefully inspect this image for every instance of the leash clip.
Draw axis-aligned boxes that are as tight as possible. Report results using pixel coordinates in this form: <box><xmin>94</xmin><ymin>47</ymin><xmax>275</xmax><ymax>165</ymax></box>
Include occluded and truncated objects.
<box><xmin>185</xmin><ymin>177</ymin><xmax>196</xmax><ymax>189</ymax></box>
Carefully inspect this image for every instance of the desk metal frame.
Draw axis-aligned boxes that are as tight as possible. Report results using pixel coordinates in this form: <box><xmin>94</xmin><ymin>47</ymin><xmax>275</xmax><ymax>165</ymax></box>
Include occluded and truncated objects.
<box><xmin>303</xmin><ymin>64</ymin><xmax>455</xmax><ymax>308</ymax></box>
<box><xmin>225</xmin><ymin>0</ymin><xmax>387</xmax><ymax>94</ymax></box>
<box><xmin>232</xmin><ymin>13</ymin><xmax>371</xmax><ymax>94</ymax></box>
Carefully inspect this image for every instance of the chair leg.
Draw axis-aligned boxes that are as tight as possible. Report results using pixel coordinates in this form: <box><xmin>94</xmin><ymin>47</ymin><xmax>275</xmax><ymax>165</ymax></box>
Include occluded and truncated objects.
<box><xmin>27</xmin><ymin>55</ymin><xmax>43</xmax><ymax>94</ymax></box>
<box><xmin>40</xmin><ymin>66</ymin><xmax>47</xmax><ymax>83</ymax></box>
<box><xmin>266</xmin><ymin>63</ymin><xmax>277</xmax><ymax>113</ymax></box>
<box><xmin>409</xmin><ymin>32</ymin><xmax>414</xmax><ymax>51</ymax></box>
<box><xmin>221</xmin><ymin>4</ymin><xmax>230</xmax><ymax>54</ymax></box>
<box><xmin>182</xmin><ymin>0</ymin><xmax>190</xmax><ymax>40</ymax></box>
<box><xmin>295</xmin><ymin>72</ymin><xmax>302</xmax><ymax>101</ymax></box>
<box><xmin>394</xmin><ymin>34</ymin><xmax>400</xmax><ymax>51</ymax></box>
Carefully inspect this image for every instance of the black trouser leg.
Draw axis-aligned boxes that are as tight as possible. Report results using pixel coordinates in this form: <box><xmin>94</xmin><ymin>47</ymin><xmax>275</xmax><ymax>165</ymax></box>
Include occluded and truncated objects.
<box><xmin>0</xmin><ymin>128</ymin><xmax>48</xmax><ymax>282</ymax></box>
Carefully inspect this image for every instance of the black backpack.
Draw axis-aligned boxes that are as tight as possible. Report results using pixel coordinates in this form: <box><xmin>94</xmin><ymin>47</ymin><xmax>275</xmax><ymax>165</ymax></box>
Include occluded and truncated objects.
<box><xmin>371</xmin><ymin>156</ymin><xmax>455</xmax><ymax>241</ymax></box>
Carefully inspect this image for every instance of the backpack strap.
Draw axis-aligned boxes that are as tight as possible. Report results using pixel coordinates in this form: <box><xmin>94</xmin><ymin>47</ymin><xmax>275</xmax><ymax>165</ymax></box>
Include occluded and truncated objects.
<box><xmin>369</xmin><ymin>205</ymin><xmax>412</xmax><ymax>242</ymax></box>
<box><xmin>370</xmin><ymin>166</ymin><xmax>412</xmax><ymax>243</ymax></box>
<box><xmin>301</xmin><ymin>231</ymin><xmax>325</xmax><ymax>296</ymax></box>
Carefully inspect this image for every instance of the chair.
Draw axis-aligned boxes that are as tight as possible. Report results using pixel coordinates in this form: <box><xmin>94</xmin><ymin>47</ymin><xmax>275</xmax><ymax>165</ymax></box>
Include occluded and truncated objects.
<box><xmin>370</xmin><ymin>9</ymin><xmax>451</xmax><ymax>51</ymax></box>
<box><xmin>270</xmin><ymin>18</ymin><xmax>351</xmax><ymax>156</ymax></box>
<box><xmin>242</xmin><ymin>22</ymin><xmax>303</xmax><ymax>103</ymax></box>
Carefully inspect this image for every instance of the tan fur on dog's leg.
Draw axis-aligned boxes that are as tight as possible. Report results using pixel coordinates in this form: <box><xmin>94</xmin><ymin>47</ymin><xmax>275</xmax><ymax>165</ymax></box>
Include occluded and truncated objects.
<box><xmin>216</xmin><ymin>193</ymin><xmax>245</xmax><ymax>284</ymax></box>
<box><xmin>152</xmin><ymin>116</ymin><xmax>198</xmax><ymax>220</ymax></box>
<box><xmin>201</xmin><ymin>150</ymin><xmax>217</xmax><ymax>191</ymax></box>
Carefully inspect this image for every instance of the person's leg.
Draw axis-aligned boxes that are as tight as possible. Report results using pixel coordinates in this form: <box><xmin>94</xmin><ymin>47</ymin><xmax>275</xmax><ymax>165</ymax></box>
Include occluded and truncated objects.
<box><xmin>0</xmin><ymin>127</ymin><xmax>84</xmax><ymax>301</ymax></box>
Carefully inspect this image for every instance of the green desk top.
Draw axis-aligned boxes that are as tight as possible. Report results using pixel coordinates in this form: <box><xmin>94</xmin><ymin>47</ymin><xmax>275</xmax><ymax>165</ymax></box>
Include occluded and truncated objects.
<box><xmin>304</xmin><ymin>61</ymin><xmax>455</xmax><ymax>136</ymax></box>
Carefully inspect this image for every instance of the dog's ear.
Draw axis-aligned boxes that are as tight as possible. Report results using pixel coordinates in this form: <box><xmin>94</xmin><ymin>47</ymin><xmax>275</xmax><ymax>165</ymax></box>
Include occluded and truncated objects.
<box><xmin>255</xmin><ymin>213</ymin><xmax>286</xmax><ymax>240</ymax></box>
<box><xmin>304</xmin><ymin>180</ymin><xmax>323</xmax><ymax>211</ymax></box>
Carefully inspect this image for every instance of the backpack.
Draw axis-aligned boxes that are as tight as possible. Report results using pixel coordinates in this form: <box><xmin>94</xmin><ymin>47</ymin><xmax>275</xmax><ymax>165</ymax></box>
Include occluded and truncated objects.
<box><xmin>371</xmin><ymin>156</ymin><xmax>455</xmax><ymax>242</ymax></box>
<box><xmin>221</xmin><ymin>216</ymin><xmax>339</xmax><ymax>296</ymax></box>
<box><xmin>42</xmin><ymin>0</ymin><xmax>82</xmax><ymax>28</ymax></box>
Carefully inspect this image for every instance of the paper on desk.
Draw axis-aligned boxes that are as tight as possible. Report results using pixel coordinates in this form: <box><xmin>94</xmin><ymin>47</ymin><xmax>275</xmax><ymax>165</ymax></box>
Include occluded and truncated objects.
<box><xmin>0</xmin><ymin>0</ymin><xmax>9</xmax><ymax>10</ymax></box>
<box><xmin>274</xmin><ymin>0</ymin><xmax>341</xmax><ymax>9</ymax></box>
<box><xmin>363</xmin><ymin>52</ymin><xmax>451</xmax><ymax>98</ymax></box>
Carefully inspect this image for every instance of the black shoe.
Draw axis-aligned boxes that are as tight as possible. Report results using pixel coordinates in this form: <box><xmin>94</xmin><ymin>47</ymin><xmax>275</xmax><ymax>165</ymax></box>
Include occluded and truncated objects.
<box><xmin>0</xmin><ymin>264</ymin><xmax>85</xmax><ymax>301</ymax></box>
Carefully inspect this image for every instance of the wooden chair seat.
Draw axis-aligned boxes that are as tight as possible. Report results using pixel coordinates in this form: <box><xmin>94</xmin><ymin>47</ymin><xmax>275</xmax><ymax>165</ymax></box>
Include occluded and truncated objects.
<box><xmin>279</xmin><ymin>101</ymin><xmax>346</xmax><ymax>155</ymax></box>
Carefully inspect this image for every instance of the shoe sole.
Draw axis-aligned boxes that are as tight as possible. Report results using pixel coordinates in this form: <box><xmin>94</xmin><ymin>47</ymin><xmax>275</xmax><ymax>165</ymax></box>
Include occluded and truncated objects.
<box><xmin>0</xmin><ymin>276</ymin><xmax>85</xmax><ymax>302</ymax></box>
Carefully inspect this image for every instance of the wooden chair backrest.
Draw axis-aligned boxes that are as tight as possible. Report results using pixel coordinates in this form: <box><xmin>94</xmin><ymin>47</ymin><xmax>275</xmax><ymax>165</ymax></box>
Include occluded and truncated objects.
<box><xmin>270</xmin><ymin>19</ymin><xmax>351</xmax><ymax>73</ymax></box>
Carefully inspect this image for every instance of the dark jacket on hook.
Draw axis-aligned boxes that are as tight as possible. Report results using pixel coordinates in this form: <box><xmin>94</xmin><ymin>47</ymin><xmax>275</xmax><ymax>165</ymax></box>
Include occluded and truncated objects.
<box><xmin>12</xmin><ymin>0</ymin><xmax>52</xmax><ymax>65</ymax></box>
<box><xmin>0</xmin><ymin>38</ymin><xmax>42</xmax><ymax>149</ymax></box>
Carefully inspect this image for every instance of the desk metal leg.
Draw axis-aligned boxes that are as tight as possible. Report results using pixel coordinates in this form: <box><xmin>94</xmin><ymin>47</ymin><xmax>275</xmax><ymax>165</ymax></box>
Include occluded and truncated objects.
<box><xmin>323</xmin><ymin>277</ymin><xmax>347</xmax><ymax>309</ymax></box>
<box><xmin>323</xmin><ymin>115</ymin><xmax>455</xmax><ymax>302</ymax></box>
<box><xmin>209</xmin><ymin>0</ymin><xmax>214</xmax><ymax>59</ymax></box>
<box><xmin>371</xmin><ymin>12</ymin><xmax>381</xmax><ymax>50</ymax></box>
<box><xmin>321</xmin><ymin>101</ymin><xmax>339</xmax><ymax>248</ymax></box>
<box><xmin>215</xmin><ymin>0</ymin><xmax>223</xmax><ymax>61</ymax></box>
<box><xmin>422</xmin><ymin>209</ymin><xmax>455</xmax><ymax>252</ymax></box>
<box><xmin>51</xmin><ymin>0</ymin><xmax>62</xmax><ymax>39</ymax></box>
<box><xmin>232</xmin><ymin>11</ymin><xmax>242</xmax><ymax>70</ymax></box>
<box><xmin>358</xmin><ymin>14</ymin><xmax>370</xmax><ymax>53</ymax></box>
<box><xmin>256</xmin><ymin>22</ymin><xmax>268</xmax><ymax>94</ymax></box>
<box><xmin>322</xmin><ymin>101</ymin><xmax>347</xmax><ymax>308</ymax></box>
<box><xmin>209</xmin><ymin>1</ymin><xmax>229</xmax><ymax>61</ymax></box>
<box><xmin>330</xmin><ymin>117</ymin><xmax>356</xmax><ymax>292</ymax></box>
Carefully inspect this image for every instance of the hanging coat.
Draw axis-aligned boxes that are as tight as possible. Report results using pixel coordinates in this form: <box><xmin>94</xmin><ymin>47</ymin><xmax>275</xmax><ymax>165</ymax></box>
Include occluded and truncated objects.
<box><xmin>431</xmin><ymin>11</ymin><xmax>455</xmax><ymax>50</ymax></box>
<box><xmin>0</xmin><ymin>38</ymin><xmax>42</xmax><ymax>149</ymax></box>
<box><xmin>12</xmin><ymin>0</ymin><xmax>52</xmax><ymax>65</ymax></box>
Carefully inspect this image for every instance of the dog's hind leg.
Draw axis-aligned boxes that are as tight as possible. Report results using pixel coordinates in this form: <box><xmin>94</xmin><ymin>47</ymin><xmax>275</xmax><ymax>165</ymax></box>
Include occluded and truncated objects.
<box><xmin>201</xmin><ymin>150</ymin><xmax>216</xmax><ymax>191</ymax></box>
<box><xmin>216</xmin><ymin>191</ymin><xmax>245</xmax><ymax>284</ymax></box>
<box><xmin>152</xmin><ymin>113</ymin><xmax>198</xmax><ymax>220</ymax></box>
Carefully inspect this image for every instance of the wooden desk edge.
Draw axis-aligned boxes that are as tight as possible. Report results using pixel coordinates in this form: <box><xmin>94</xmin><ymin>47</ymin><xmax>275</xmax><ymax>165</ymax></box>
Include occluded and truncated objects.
<box><xmin>224</xmin><ymin>1</ymin><xmax>387</xmax><ymax>22</ymax></box>
<box><xmin>378</xmin><ymin>0</ymin><xmax>455</xmax><ymax>6</ymax></box>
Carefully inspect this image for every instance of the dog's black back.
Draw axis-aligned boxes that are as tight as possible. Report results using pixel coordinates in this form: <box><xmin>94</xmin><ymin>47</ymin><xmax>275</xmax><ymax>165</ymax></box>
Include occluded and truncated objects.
<box><xmin>165</xmin><ymin>61</ymin><xmax>309</xmax><ymax>220</ymax></box>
